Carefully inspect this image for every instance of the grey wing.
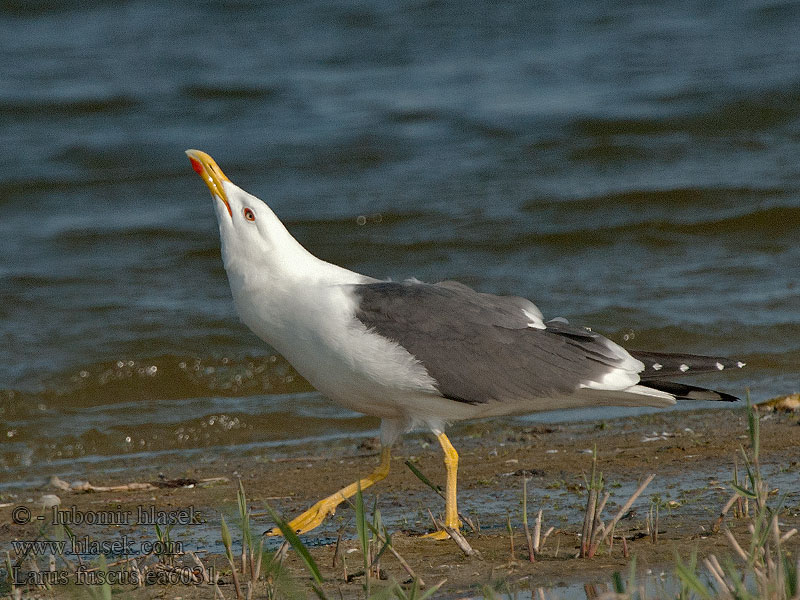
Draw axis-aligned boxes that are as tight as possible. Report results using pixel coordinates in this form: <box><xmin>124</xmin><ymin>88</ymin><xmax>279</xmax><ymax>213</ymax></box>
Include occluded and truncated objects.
<box><xmin>351</xmin><ymin>280</ymin><xmax>641</xmax><ymax>405</ymax></box>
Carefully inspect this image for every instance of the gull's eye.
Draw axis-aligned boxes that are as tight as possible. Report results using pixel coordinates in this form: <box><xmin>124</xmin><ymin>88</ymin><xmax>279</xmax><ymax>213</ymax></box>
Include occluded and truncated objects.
<box><xmin>243</xmin><ymin>208</ymin><xmax>255</xmax><ymax>222</ymax></box>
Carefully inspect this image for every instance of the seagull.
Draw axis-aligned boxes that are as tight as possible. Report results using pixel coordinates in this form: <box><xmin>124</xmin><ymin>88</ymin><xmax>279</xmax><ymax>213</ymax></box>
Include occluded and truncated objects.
<box><xmin>185</xmin><ymin>149</ymin><xmax>745</xmax><ymax>540</ymax></box>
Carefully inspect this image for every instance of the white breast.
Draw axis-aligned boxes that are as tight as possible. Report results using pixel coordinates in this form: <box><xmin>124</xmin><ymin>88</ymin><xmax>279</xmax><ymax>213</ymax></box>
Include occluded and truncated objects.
<box><xmin>229</xmin><ymin>264</ymin><xmax>442</xmax><ymax>420</ymax></box>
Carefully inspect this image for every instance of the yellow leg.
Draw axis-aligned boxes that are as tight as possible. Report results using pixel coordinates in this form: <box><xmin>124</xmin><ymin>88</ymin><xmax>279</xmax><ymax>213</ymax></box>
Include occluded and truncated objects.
<box><xmin>423</xmin><ymin>432</ymin><xmax>461</xmax><ymax>540</ymax></box>
<box><xmin>268</xmin><ymin>447</ymin><xmax>391</xmax><ymax>536</ymax></box>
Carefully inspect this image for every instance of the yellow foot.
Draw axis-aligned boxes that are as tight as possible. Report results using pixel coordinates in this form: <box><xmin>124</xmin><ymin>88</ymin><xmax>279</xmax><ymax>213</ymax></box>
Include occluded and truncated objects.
<box><xmin>422</xmin><ymin>529</ymin><xmax>452</xmax><ymax>540</ymax></box>
<box><xmin>266</xmin><ymin>498</ymin><xmax>339</xmax><ymax>536</ymax></box>
<box><xmin>422</xmin><ymin>518</ymin><xmax>461</xmax><ymax>540</ymax></box>
<box><xmin>265</xmin><ymin>446</ymin><xmax>393</xmax><ymax>537</ymax></box>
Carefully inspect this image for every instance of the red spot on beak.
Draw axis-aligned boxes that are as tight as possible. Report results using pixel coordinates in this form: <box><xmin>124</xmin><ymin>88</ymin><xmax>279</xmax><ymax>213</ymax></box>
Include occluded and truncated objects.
<box><xmin>190</xmin><ymin>157</ymin><xmax>204</xmax><ymax>175</ymax></box>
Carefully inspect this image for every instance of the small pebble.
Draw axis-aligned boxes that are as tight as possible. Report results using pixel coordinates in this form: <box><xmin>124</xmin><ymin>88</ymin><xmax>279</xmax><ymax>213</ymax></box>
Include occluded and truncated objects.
<box><xmin>41</xmin><ymin>494</ymin><xmax>61</xmax><ymax>509</ymax></box>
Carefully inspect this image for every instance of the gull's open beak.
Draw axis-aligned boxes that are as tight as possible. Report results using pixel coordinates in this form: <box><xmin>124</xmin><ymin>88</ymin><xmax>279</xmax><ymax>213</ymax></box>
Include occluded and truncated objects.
<box><xmin>185</xmin><ymin>149</ymin><xmax>232</xmax><ymax>217</ymax></box>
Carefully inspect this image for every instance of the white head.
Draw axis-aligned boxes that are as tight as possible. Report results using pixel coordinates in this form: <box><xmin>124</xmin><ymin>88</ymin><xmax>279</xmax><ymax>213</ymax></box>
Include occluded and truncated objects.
<box><xmin>185</xmin><ymin>149</ymin><xmax>310</xmax><ymax>278</ymax></box>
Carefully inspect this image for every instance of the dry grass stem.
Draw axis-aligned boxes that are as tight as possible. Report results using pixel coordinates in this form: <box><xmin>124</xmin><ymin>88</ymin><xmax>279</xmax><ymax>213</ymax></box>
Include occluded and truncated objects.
<box><xmin>431</xmin><ymin>517</ymin><xmax>479</xmax><ymax>558</ymax></box>
<box><xmin>533</xmin><ymin>509</ymin><xmax>542</xmax><ymax>553</ymax></box>
<box><xmin>540</xmin><ymin>526</ymin><xmax>554</xmax><ymax>553</ymax></box>
<box><xmin>189</xmin><ymin>551</ymin><xmax>210</xmax><ymax>583</ymax></box>
<box><xmin>600</xmin><ymin>474</ymin><xmax>655</xmax><ymax>546</ymax></box>
<box><xmin>703</xmin><ymin>556</ymin><xmax>731</xmax><ymax>593</ymax></box>
<box><xmin>522</xmin><ymin>478</ymin><xmax>536</xmax><ymax>562</ymax></box>
<box><xmin>780</xmin><ymin>528</ymin><xmax>797</xmax><ymax>544</ymax></box>
<box><xmin>723</xmin><ymin>527</ymin><xmax>749</xmax><ymax>562</ymax></box>
<box><xmin>712</xmin><ymin>492</ymin><xmax>740</xmax><ymax>532</ymax></box>
<box><xmin>506</xmin><ymin>513</ymin><xmax>516</xmax><ymax>561</ymax></box>
<box><xmin>580</xmin><ymin>488</ymin><xmax>597</xmax><ymax>558</ymax></box>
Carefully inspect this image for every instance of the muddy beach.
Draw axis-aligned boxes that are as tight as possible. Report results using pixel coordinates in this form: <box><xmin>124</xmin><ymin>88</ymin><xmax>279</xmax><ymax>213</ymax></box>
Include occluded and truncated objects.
<box><xmin>2</xmin><ymin>404</ymin><xmax>799</xmax><ymax>598</ymax></box>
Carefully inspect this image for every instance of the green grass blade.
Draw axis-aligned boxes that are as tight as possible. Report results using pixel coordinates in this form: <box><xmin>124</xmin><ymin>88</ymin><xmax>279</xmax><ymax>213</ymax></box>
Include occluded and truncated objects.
<box><xmin>355</xmin><ymin>483</ymin><xmax>369</xmax><ymax>556</ymax></box>
<box><xmin>404</xmin><ymin>460</ymin><xmax>444</xmax><ymax>498</ymax></box>
<box><xmin>414</xmin><ymin>579</ymin><xmax>446</xmax><ymax>600</ymax></box>
<box><xmin>391</xmin><ymin>581</ymin><xmax>411</xmax><ymax>600</ymax></box>
<box><xmin>87</xmin><ymin>554</ymin><xmax>112</xmax><ymax>600</ymax></box>
<box><xmin>611</xmin><ymin>571</ymin><xmax>625</xmax><ymax>594</ymax></box>
<box><xmin>220</xmin><ymin>515</ymin><xmax>234</xmax><ymax>563</ymax></box>
<box><xmin>370</xmin><ymin>537</ymin><xmax>392</xmax><ymax>569</ymax></box>
<box><xmin>522</xmin><ymin>478</ymin><xmax>528</xmax><ymax>527</ymax></box>
<box><xmin>372</xmin><ymin>500</ymin><xmax>383</xmax><ymax>543</ymax></box>
<box><xmin>722</xmin><ymin>556</ymin><xmax>749</xmax><ymax>598</ymax></box>
<box><xmin>731</xmin><ymin>483</ymin><xmax>758</xmax><ymax>500</ymax></box>
<box><xmin>627</xmin><ymin>555</ymin><xmax>638</xmax><ymax>593</ymax></box>
<box><xmin>355</xmin><ymin>483</ymin><xmax>370</xmax><ymax>593</ymax></box>
<box><xmin>237</xmin><ymin>480</ymin><xmax>253</xmax><ymax>550</ymax></box>
<box><xmin>782</xmin><ymin>551</ymin><xmax>798</xmax><ymax>598</ymax></box>
<box><xmin>263</xmin><ymin>503</ymin><xmax>325</xmax><ymax>588</ymax></box>
<box><xmin>746</xmin><ymin>391</ymin><xmax>759</xmax><ymax>463</ymax></box>
<box><xmin>310</xmin><ymin>583</ymin><xmax>330</xmax><ymax>599</ymax></box>
<box><xmin>674</xmin><ymin>556</ymin><xmax>712</xmax><ymax>600</ymax></box>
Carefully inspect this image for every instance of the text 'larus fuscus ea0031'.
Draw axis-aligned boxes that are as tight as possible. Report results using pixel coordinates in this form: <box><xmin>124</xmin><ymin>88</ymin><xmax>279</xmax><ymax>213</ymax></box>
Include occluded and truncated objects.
<box><xmin>185</xmin><ymin>149</ymin><xmax>746</xmax><ymax>540</ymax></box>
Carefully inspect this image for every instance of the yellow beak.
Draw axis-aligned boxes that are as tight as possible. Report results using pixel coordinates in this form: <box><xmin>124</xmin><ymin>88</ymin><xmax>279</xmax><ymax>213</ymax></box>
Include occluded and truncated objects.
<box><xmin>185</xmin><ymin>149</ymin><xmax>232</xmax><ymax>217</ymax></box>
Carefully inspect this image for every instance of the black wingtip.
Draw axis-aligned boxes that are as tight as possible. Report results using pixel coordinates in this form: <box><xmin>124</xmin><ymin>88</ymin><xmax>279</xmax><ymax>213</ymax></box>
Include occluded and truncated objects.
<box><xmin>630</xmin><ymin>350</ymin><xmax>746</xmax><ymax>381</ymax></box>
<box><xmin>642</xmin><ymin>380</ymin><xmax>740</xmax><ymax>402</ymax></box>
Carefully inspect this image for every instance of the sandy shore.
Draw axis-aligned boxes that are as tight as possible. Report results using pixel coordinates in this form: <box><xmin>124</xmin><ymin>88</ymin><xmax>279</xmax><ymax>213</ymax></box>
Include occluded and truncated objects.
<box><xmin>3</xmin><ymin>405</ymin><xmax>799</xmax><ymax>598</ymax></box>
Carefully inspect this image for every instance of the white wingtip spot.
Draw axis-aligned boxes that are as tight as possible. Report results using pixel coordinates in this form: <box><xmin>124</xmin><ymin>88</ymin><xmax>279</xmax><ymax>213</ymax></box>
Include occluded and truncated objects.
<box><xmin>715</xmin><ymin>362</ymin><xmax>725</xmax><ymax>370</ymax></box>
<box><xmin>679</xmin><ymin>363</ymin><xmax>690</xmax><ymax>372</ymax></box>
<box><xmin>652</xmin><ymin>363</ymin><xmax>663</xmax><ymax>371</ymax></box>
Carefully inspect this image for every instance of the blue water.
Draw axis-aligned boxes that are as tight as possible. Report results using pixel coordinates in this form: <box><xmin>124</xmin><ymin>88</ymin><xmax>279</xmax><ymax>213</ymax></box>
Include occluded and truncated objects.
<box><xmin>0</xmin><ymin>0</ymin><xmax>798</xmax><ymax>479</ymax></box>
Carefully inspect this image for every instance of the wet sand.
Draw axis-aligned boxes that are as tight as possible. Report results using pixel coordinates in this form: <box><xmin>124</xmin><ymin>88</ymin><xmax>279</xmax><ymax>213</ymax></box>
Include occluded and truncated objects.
<box><xmin>3</xmin><ymin>405</ymin><xmax>799</xmax><ymax>598</ymax></box>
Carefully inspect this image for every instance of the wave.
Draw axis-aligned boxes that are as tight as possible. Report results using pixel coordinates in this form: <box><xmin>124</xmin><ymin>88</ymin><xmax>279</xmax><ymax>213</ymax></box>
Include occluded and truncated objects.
<box><xmin>573</xmin><ymin>83</ymin><xmax>800</xmax><ymax>136</ymax></box>
<box><xmin>280</xmin><ymin>192</ymin><xmax>798</xmax><ymax>255</ymax></box>
<box><xmin>51</xmin><ymin>226</ymin><xmax>214</xmax><ymax>252</ymax></box>
<box><xmin>0</xmin><ymin>0</ymin><xmax>119</xmax><ymax>15</ymax></box>
<box><xmin>545</xmin><ymin>186</ymin><xmax>787</xmax><ymax>209</ymax></box>
<box><xmin>181</xmin><ymin>84</ymin><xmax>281</xmax><ymax>101</ymax></box>
<box><xmin>298</xmin><ymin>199</ymin><xmax>798</xmax><ymax>256</ymax></box>
<box><xmin>4</xmin><ymin>316</ymin><xmax>795</xmax><ymax>418</ymax></box>
<box><xmin>0</xmin><ymin>94</ymin><xmax>141</xmax><ymax>120</ymax></box>
<box><xmin>521</xmin><ymin>193</ymin><xmax>798</xmax><ymax>246</ymax></box>
<box><xmin>1</xmin><ymin>354</ymin><xmax>312</xmax><ymax>418</ymax></box>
